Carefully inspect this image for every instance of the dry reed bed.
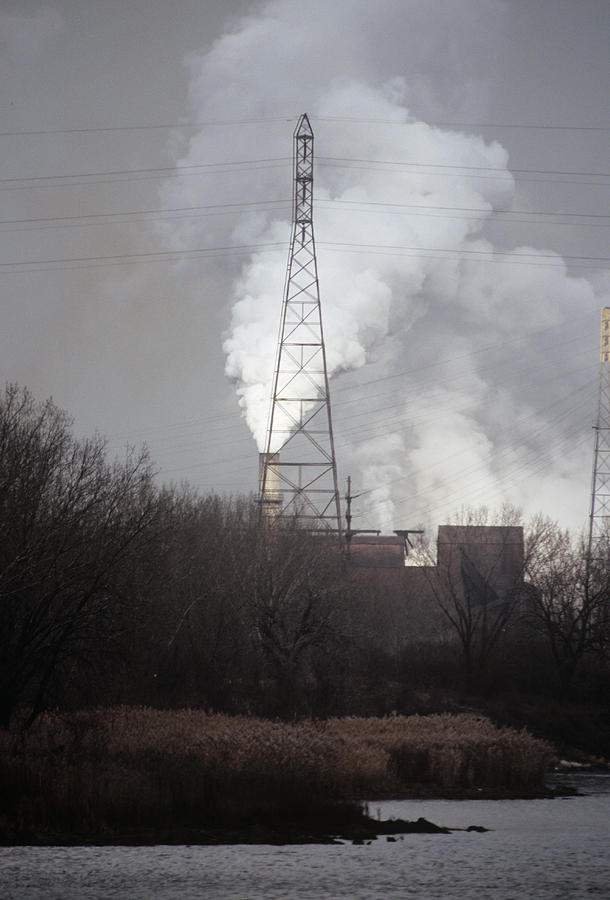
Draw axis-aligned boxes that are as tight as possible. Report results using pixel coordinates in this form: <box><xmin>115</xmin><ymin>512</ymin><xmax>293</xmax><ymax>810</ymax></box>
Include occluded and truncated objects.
<box><xmin>0</xmin><ymin>709</ymin><xmax>554</xmax><ymax>840</ymax></box>
<box><xmin>325</xmin><ymin>714</ymin><xmax>553</xmax><ymax>791</ymax></box>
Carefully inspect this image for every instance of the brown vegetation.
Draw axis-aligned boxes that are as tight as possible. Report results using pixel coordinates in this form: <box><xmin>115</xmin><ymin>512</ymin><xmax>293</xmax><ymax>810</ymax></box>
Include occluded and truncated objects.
<box><xmin>0</xmin><ymin>707</ymin><xmax>553</xmax><ymax>844</ymax></box>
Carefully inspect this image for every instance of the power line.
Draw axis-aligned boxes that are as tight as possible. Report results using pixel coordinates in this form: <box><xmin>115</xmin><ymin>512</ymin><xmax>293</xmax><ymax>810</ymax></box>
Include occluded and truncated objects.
<box><xmin>314</xmin><ymin>116</ymin><xmax>610</xmax><ymax>132</ymax></box>
<box><xmin>333</xmin><ymin>363</ymin><xmax>595</xmax><ymax>438</ymax></box>
<box><xmin>324</xmin><ymin>198</ymin><xmax>609</xmax><ymax>221</ymax></box>
<box><xmin>320</xmin><ymin>245</ymin><xmax>609</xmax><ymax>271</ymax></box>
<box><xmin>383</xmin><ymin>425</ymin><xmax>592</xmax><ymax>525</ymax></box>
<box><xmin>1</xmin><ymin>115</ymin><xmax>607</xmax><ymax>137</ymax></box>
<box><xmin>320</xmin><ymin>155</ymin><xmax>610</xmax><ymax>180</ymax></box>
<box><xmin>3</xmin><ymin>240</ymin><xmax>609</xmax><ymax>275</ymax></box>
<box><xmin>149</xmin><ymin>379</ymin><xmax>593</xmax><ymax>514</ymax></box>
<box><xmin>110</xmin><ymin>372</ymin><xmax>594</xmax><ymax>508</ymax></box>
<box><xmin>0</xmin><ymin>199</ymin><xmax>290</xmax><ymax>229</ymax></box>
<box><xmin>331</xmin><ymin>318</ymin><xmax>595</xmax><ymax>399</ymax></box>
<box><xmin>2</xmin><ymin>155</ymin><xmax>608</xmax><ymax>190</ymax></box>
<box><xmin>2</xmin><ymin>197</ymin><xmax>607</xmax><ymax>232</ymax></box>
<box><xmin>319</xmin><ymin>161</ymin><xmax>609</xmax><ymax>189</ymax></box>
<box><xmin>0</xmin><ymin>242</ymin><xmax>286</xmax><ymax>272</ymax></box>
<box><xmin>107</xmin><ymin>325</ymin><xmax>597</xmax><ymax>458</ymax></box>
<box><xmin>103</xmin><ymin>316</ymin><xmax>594</xmax><ymax>443</ymax></box>
<box><xmin>357</xmin><ymin>397</ymin><xmax>593</xmax><ymax>521</ymax></box>
<box><xmin>79</xmin><ymin>315</ymin><xmax>599</xmax><ymax>510</ymax></box>
<box><xmin>323</xmin><ymin>241</ymin><xmax>609</xmax><ymax>264</ymax></box>
<box><xmin>0</xmin><ymin>157</ymin><xmax>289</xmax><ymax>186</ymax></box>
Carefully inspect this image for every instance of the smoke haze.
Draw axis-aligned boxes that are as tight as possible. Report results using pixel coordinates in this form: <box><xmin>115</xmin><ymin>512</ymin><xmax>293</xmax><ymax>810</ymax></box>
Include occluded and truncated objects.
<box><xmin>1</xmin><ymin>0</ymin><xmax>608</xmax><ymax>535</ymax></box>
<box><xmin>160</xmin><ymin>0</ymin><xmax>605</xmax><ymax>531</ymax></box>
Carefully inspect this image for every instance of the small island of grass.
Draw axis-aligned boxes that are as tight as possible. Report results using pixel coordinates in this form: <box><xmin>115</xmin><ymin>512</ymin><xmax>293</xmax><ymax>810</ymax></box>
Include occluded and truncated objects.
<box><xmin>0</xmin><ymin>707</ymin><xmax>553</xmax><ymax>845</ymax></box>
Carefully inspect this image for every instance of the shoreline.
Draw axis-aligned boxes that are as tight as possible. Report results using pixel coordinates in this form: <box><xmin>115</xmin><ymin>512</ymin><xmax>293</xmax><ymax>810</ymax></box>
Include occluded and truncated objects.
<box><xmin>2</xmin><ymin>783</ymin><xmax>580</xmax><ymax>848</ymax></box>
<box><xmin>0</xmin><ymin>815</ymin><xmax>467</xmax><ymax>848</ymax></box>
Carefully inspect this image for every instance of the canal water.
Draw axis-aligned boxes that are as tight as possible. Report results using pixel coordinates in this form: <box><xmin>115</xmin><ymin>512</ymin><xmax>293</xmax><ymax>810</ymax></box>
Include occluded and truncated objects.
<box><xmin>1</xmin><ymin>774</ymin><xmax>608</xmax><ymax>899</ymax></box>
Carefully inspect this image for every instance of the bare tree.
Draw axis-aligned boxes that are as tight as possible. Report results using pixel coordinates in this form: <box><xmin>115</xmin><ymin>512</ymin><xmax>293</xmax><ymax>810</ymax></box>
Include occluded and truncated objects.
<box><xmin>524</xmin><ymin>517</ymin><xmax>610</xmax><ymax>693</ymax></box>
<box><xmin>423</xmin><ymin>517</ymin><xmax>526</xmax><ymax>678</ymax></box>
<box><xmin>448</xmin><ymin>503</ymin><xmax>524</xmax><ymax>527</ymax></box>
<box><xmin>141</xmin><ymin>489</ymin><xmax>258</xmax><ymax>710</ymax></box>
<box><xmin>0</xmin><ymin>384</ymin><xmax>159</xmax><ymax>726</ymax></box>
<box><xmin>239</xmin><ymin>524</ymin><xmax>346</xmax><ymax>716</ymax></box>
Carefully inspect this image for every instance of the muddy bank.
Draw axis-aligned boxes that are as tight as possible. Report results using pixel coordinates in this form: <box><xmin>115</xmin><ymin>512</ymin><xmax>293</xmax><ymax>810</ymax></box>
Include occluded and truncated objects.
<box><xmin>1</xmin><ymin>814</ymin><xmax>465</xmax><ymax>847</ymax></box>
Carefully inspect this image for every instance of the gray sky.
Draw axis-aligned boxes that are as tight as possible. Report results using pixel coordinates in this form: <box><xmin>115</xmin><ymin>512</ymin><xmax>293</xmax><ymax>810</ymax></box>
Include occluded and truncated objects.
<box><xmin>1</xmin><ymin>0</ymin><xmax>609</xmax><ymax>534</ymax></box>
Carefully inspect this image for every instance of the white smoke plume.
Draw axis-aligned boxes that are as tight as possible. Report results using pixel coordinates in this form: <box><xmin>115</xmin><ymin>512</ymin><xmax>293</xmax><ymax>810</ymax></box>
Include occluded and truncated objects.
<box><xmin>161</xmin><ymin>0</ymin><xmax>605</xmax><ymax>533</ymax></box>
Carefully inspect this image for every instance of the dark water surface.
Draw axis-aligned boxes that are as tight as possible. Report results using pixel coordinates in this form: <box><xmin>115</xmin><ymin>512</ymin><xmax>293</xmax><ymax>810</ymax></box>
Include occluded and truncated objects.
<box><xmin>1</xmin><ymin>774</ymin><xmax>608</xmax><ymax>899</ymax></box>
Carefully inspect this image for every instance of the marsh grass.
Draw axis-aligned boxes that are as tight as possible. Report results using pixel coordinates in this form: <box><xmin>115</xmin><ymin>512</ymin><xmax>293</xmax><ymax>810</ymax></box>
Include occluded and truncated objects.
<box><xmin>325</xmin><ymin>714</ymin><xmax>553</xmax><ymax>793</ymax></box>
<box><xmin>0</xmin><ymin>708</ymin><xmax>553</xmax><ymax>842</ymax></box>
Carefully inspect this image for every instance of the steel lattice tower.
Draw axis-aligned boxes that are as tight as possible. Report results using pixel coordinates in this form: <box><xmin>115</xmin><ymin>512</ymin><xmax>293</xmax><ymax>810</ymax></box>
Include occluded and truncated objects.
<box><xmin>259</xmin><ymin>114</ymin><xmax>342</xmax><ymax>535</ymax></box>
<box><xmin>587</xmin><ymin>307</ymin><xmax>610</xmax><ymax>562</ymax></box>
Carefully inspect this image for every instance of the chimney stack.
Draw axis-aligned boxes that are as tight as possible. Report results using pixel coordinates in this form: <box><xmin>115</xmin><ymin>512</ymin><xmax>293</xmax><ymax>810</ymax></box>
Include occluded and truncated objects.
<box><xmin>258</xmin><ymin>452</ymin><xmax>282</xmax><ymax>518</ymax></box>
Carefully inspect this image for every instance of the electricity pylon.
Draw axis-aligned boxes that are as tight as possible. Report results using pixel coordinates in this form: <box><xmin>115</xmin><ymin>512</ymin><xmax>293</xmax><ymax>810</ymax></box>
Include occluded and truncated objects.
<box><xmin>259</xmin><ymin>113</ymin><xmax>342</xmax><ymax>535</ymax></box>
<box><xmin>587</xmin><ymin>307</ymin><xmax>610</xmax><ymax>564</ymax></box>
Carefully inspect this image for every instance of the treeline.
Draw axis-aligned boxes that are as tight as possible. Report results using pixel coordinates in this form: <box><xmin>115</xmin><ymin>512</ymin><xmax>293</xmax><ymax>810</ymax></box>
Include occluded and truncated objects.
<box><xmin>1</xmin><ymin>385</ymin><xmax>609</xmax><ymax>756</ymax></box>
<box><xmin>0</xmin><ymin>384</ymin><xmax>353</xmax><ymax>726</ymax></box>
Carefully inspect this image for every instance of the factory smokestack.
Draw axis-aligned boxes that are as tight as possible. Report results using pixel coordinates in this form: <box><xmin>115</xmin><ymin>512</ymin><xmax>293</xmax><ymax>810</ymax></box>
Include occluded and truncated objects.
<box><xmin>258</xmin><ymin>452</ymin><xmax>282</xmax><ymax>518</ymax></box>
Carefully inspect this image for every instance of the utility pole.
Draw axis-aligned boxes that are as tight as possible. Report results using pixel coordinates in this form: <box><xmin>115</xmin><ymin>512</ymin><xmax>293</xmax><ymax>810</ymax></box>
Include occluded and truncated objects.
<box><xmin>259</xmin><ymin>113</ymin><xmax>342</xmax><ymax>536</ymax></box>
<box><xmin>344</xmin><ymin>475</ymin><xmax>380</xmax><ymax>552</ymax></box>
<box><xmin>587</xmin><ymin>307</ymin><xmax>610</xmax><ymax>567</ymax></box>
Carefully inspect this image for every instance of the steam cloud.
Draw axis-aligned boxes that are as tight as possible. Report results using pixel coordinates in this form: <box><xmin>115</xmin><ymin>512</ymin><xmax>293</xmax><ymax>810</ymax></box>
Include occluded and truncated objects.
<box><xmin>161</xmin><ymin>0</ymin><xmax>605</xmax><ymax>532</ymax></box>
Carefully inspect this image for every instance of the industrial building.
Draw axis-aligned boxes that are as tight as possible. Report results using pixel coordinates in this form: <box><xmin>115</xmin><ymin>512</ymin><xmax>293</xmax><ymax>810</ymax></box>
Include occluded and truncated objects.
<box><xmin>347</xmin><ymin>525</ymin><xmax>526</xmax><ymax>650</ymax></box>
